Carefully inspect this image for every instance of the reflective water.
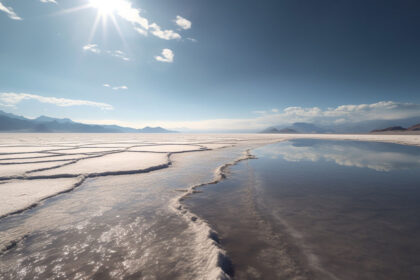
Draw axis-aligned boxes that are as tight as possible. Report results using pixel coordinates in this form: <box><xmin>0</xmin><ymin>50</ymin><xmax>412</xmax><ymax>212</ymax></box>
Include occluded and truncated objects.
<box><xmin>186</xmin><ymin>140</ymin><xmax>420</xmax><ymax>280</ymax></box>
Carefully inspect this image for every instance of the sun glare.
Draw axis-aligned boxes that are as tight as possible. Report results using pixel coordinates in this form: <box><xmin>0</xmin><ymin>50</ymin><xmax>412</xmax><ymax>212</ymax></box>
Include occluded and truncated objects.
<box><xmin>89</xmin><ymin>0</ymin><xmax>121</xmax><ymax>16</ymax></box>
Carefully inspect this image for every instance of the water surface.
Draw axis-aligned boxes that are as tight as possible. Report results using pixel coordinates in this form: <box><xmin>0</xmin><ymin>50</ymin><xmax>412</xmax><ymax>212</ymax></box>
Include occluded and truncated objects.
<box><xmin>186</xmin><ymin>139</ymin><xmax>420</xmax><ymax>279</ymax></box>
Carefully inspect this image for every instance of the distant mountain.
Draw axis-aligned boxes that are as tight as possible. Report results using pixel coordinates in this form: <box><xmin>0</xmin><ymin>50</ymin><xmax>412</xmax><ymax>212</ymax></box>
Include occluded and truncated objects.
<box><xmin>287</xmin><ymin>122</ymin><xmax>328</xmax><ymax>133</ymax></box>
<box><xmin>371</xmin><ymin>126</ymin><xmax>407</xmax><ymax>133</ymax></box>
<box><xmin>408</xmin><ymin>123</ymin><xmax>420</xmax><ymax>131</ymax></box>
<box><xmin>260</xmin><ymin>127</ymin><xmax>298</xmax><ymax>134</ymax></box>
<box><xmin>261</xmin><ymin>122</ymin><xmax>327</xmax><ymax>134</ymax></box>
<box><xmin>34</xmin><ymin>115</ymin><xmax>73</xmax><ymax>124</ymax></box>
<box><xmin>260</xmin><ymin>127</ymin><xmax>279</xmax><ymax>133</ymax></box>
<box><xmin>0</xmin><ymin>110</ymin><xmax>27</xmax><ymax>121</ymax></box>
<box><xmin>261</xmin><ymin>119</ymin><xmax>420</xmax><ymax>134</ymax></box>
<box><xmin>139</xmin><ymin>126</ymin><xmax>172</xmax><ymax>133</ymax></box>
<box><xmin>0</xmin><ymin>110</ymin><xmax>175</xmax><ymax>133</ymax></box>
<box><xmin>330</xmin><ymin>117</ymin><xmax>420</xmax><ymax>133</ymax></box>
<box><xmin>371</xmin><ymin>123</ymin><xmax>420</xmax><ymax>133</ymax></box>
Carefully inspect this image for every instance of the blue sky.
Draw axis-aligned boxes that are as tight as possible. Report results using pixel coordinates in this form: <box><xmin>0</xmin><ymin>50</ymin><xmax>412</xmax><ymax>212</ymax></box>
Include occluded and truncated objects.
<box><xmin>1</xmin><ymin>0</ymin><xmax>420</xmax><ymax>131</ymax></box>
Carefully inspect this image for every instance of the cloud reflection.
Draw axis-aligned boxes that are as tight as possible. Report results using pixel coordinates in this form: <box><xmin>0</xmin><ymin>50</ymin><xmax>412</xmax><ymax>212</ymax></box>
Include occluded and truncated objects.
<box><xmin>259</xmin><ymin>140</ymin><xmax>420</xmax><ymax>172</ymax></box>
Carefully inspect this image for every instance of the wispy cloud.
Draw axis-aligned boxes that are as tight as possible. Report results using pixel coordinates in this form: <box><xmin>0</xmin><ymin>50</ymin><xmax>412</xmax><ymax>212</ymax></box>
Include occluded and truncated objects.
<box><xmin>134</xmin><ymin>27</ymin><xmax>147</xmax><ymax>36</ymax></box>
<box><xmin>186</xmin><ymin>37</ymin><xmax>197</xmax><ymax>43</ymax></box>
<box><xmin>155</xmin><ymin>49</ymin><xmax>174</xmax><ymax>63</ymax></box>
<box><xmin>40</xmin><ymin>0</ymin><xmax>57</xmax><ymax>4</ymax></box>
<box><xmin>0</xmin><ymin>2</ymin><xmax>22</xmax><ymax>20</ymax></box>
<box><xmin>107</xmin><ymin>50</ymin><xmax>130</xmax><ymax>61</ymax></box>
<box><xmin>265</xmin><ymin>101</ymin><xmax>420</xmax><ymax>124</ymax></box>
<box><xmin>111</xmin><ymin>0</ymin><xmax>149</xmax><ymax>30</ymax></box>
<box><xmin>103</xmin><ymin>84</ymin><xmax>128</xmax><ymax>90</ymax></box>
<box><xmin>175</xmin><ymin>15</ymin><xmax>191</xmax><ymax>30</ymax></box>
<box><xmin>149</xmin><ymin>23</ymin><xmax>181</xmax><ymax>40</ymax></box>
<box><xmin>83</xmin><ymin>44</ymin><xmax>101</xmax><ymax>54</ymax></box>
<box><xmin>83</xmin><ymin>44</ymin><xmax>130</xmax><ymax>61</ymax></box>
<box><xmin>0</xmin><ymin>92</ymin><xmax>113</xmax><ymax>110</ymax></box>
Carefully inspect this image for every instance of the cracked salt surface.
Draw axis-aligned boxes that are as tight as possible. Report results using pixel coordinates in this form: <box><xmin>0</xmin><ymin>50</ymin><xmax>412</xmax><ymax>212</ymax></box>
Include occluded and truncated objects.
<box><xmin>0</xmin><ymin>133</ymin><xmax>419</xmax><ymax>280</ymax></box>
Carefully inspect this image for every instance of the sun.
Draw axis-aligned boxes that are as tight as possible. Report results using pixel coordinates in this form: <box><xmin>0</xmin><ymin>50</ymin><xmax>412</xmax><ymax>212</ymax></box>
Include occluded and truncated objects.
<box><xmin>89</xmin><ymin>0</ymin><xmax>122</xmax><ymax>16</ymax></box>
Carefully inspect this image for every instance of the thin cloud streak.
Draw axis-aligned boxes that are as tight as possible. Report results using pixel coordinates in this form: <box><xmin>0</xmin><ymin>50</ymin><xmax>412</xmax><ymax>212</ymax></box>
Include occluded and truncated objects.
<box><xmin>0</xmin><ymin>2</ymin><xmax>22</xmax><ymax>20</ymax></box>
<box><xmin>0</xmin><ymin>92</ymin><xmax>113</xmax><ymax>110</ymax></box>
<box><xmin>40</xmin><ymin>0</ymin><xmax>57</xmax><ymax>4</ymax></box>
<box><xmin>103</xmin><ymin>84</ymin><xmax>128</xmax><ymax>90</ymax></box>
<box><xmin>83</xmin><ymin>44</ymin><xmax>130</xmax><ymax>61</ymax></box>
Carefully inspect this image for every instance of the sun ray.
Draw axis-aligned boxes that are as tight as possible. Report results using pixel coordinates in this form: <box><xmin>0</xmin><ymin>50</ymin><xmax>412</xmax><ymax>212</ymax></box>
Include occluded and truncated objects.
<box><xmin>48</xmin><ymin>0</ymin><xmax>129</xmax><ymax>46</ymax></box>
<box><xmin>109</xmin><ymin>13</ymin><xmax>127</xmax><ymax>47</ymax></box>
<box><xmin>49</xmin><ymin>3</ymin><xmax>91</xmax><ymax>17</ymax></box>
<box><xmin>88</xmin><ymin>13</ymin><xmax>102</xmax><ymax>44</ymax></box>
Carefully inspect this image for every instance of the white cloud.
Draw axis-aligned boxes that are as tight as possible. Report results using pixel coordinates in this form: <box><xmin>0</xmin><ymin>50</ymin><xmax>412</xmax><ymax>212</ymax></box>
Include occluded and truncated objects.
<box><xmin>0</xmin><ymin>2</ymin><xmax>22</xmax><ymax>20</ymax></box>
<box><xmin>90</xmin><ymin>0</ymin><xmax>181</xmax><ymax>41</ymax></box>
<box><xmin>260</xmin><ymin>142</ymin><xmax>420</xmax><ymax>172</ymax></box>
<box><xmin>155</xmin><ymin>48</ymin><xmax>174</xmax><ymax>63</ymax></box>
<box><xmin>149</xmin><ymin>23</ymin><xmax>181</xmax><ymax>40</ymax></box>
<box><xmin>103</xmin><ymin>84</ymin><xmax>128</xmax><ymax>90</ymax></box>
<box><xmin>276</xmin><ymin>101</ymin><xmax>420</xmax><ymax>123</ymax></box>
<box><xmin>83</xmin><ymin>44</ymin><xmax>130</xmax><ymax>61</ymax></box>
<box><xmin>175</xmin><ymin>15</ymin><xmax>191</xmax><ymax>30</ymax></box>
<box><xmin>40</xmin><ymin>0</ymin><xmax>57</xmax><ymax>4</ymax></box>
<box><xmin>134</xmin><ymin>27</ymin><xmax>147</xmax><ymax>36</ymax></box>
<box><xmin>0</xmin><ymin>92</ymin><xmax>113</xmax><ymax>110</ymax></box>
<box><xmin>186</xmin><ymin>37</ymin><xmax>197</xmax><ymax>43</ymax></box>
<box><xmin>83</xmin><ymin>44</ymin><xmax>101</xmax><ymax>54</ymax></box>
<box><xmin>111</xmin><ymin>0</ymin><xmax>149</xmax><ymax>30</ymax></box>
<box><xmin>107</xmin><ymin>50</ymin><xmax>130</xmax><ymax>61</ymax></box>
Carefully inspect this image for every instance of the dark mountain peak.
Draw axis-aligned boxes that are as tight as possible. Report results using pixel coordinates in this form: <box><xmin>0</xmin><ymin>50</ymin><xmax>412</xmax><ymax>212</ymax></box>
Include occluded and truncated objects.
<box><xmin>261</xmin><ymin>122</ymin><xmax>327</xmax><ymax>134</ymax></box>
<box><xmin>34</xmin><ymin>115</ymin><xmax>73</xmax><ymax>124</ymax></box>
<box><xmin>0</xmin><ymin>110</ymin><xmax>28</xmax><ymax>121</ymax></box>
<box><xmin>371</xmin><ymin>126</ymin><xmax>407</xmax><ymax>133</ymax></box>
<box><xmin>371</xmin><ymin>123</ymin><xmax>420</xmax><ymax>133</ymax></box>
<box><xmin>289</xmin><ymin>122</ymin><xmax>327</xmax><ymax>133</ymax></box>
<box><xmin>278</xmin><ymin>128</ymin><xmax>299</xmax><ymax>133</ymax></box>
<box><xmin>260</xmin><ymin>127</ymin><xmax>298</xmax><ymax>134</ymax></box>
<box><xmin>0</xmin><ymin>111</ymin><xmax>174</xmax><ymax>133</ymax></box>
<box><xmin>260</xmin><ymin>127</ymin><xmax>280</xmax><ymax>133</ymax></box>
<box><xmin>138</xmin><ymin>126</ymin><xmax>174</xmax><ymax>133</ymax></box>
<box><xmin>408</xmin><ymin>123</ymin><xmax>420</xmax><ymax>131</ymax></box>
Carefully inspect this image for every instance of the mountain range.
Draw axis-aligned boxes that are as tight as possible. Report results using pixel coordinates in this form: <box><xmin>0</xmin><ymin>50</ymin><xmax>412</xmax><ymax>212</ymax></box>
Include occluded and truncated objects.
<box><xmin>261</xmin><ymin>122</ymin><xmax>331</xmax><ymax>134</ymax></box>
<box><xmin>261</xmin><ymin>119</ymin><xmax>420</xmax><ymax>134</ymax></box>
<box><xmin>371</xmin><ymin>123</ymin><xmax>420</xmax><ymax>133</ymax></box>
<box><xmin>0</xmin><ymin>110</ymin><xmax>174</xmax><ymax>133</ymax></box>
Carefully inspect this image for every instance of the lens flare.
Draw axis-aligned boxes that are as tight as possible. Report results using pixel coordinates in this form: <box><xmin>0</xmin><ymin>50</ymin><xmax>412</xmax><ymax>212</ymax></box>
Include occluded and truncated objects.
<box><xmin>89</xmin><ymin>0</ymin><xmax>121</xmax><ymax>16</ymax></box>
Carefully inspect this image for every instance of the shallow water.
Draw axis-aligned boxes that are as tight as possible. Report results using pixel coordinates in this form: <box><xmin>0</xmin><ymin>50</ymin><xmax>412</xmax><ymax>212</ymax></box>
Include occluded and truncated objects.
<box><xmin>186</xmin><ymin>139</ymin><xmax>420</xmax><ymax>280</ymax></box>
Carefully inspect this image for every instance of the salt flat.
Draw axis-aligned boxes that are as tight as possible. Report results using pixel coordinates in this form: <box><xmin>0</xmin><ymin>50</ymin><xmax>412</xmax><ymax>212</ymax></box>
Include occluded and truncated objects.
<box><xmin>0</xmin><ymin>160</ymin><xmax>74</xmax><ymax>178</ymax></box>
<box><xmin>128</xmin><ymin>144</ymin><xmax>204</xmax><ymax>152</ymax></box>
<box><xmin>0</xmin><ymin>178</ymin><xmax>82</xmax><ymax>217</ymax></box>
<box><xmin>30</xmin><ymin>152</ymin><xmax>169</xmax><ymax>177</ymax></box>
<box><xmin>0</xmin><ymin>133</ymin><xmax>419</xmax><ymax>217</ymax></box>
<box><xmin>0</xmin><ymin>133</ymin><xmax>420</xmax><ymax>280</ymax></box>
